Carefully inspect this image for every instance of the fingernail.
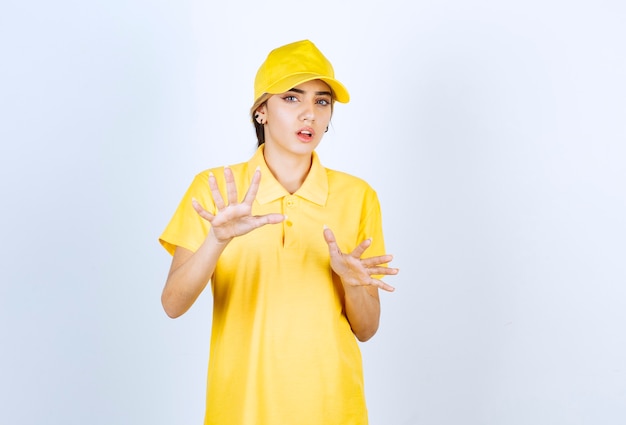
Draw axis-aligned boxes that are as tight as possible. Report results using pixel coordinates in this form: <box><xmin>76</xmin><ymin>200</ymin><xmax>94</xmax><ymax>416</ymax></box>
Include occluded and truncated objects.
<box><xmin>323</xmin><ymin>224</ymin><xmax>328</xmax><ymax>230</ymax></box>
<box><xmin>256</xmin><ymin>165</ymin><xmax>261</xmax><ymax>172</ymax></box>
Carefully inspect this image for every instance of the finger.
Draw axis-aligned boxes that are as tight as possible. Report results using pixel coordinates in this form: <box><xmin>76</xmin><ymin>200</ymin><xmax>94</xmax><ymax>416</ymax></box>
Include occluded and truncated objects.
<box><xmin>350</xmin><ymin>238</ymin><xmax>372</xmax><ymax>258</ymax></box>
<box><xmin>251</xmin><ymin>213</ymin><xmax>286</xmax><ymax>227</ymax></box>
<box><xmin>224</xmin><ymin>166</ymin><xmax>239</xmax><ymax>205</ymax></box>
<box><xmin>228</xmin><ymin>214</ymin><xmax>284</xmax><ymax>237</ymax></box>
<box><xmin>208</xmin><ymin>172</ymin><xmax>226</xmax><ymax>210</ymax></box>
<box><xmin>365</xmin><ymin>266</ymin><xmax>399</xmax><ymax>276</ymax></box>
<box><xmin>370</xmin><ymin>278</ymin><xmax>396</xmax><ymax>292</ymax></box>
<box><xmin>242</xmin><ymin>167</ymin><xmax>261</xmax><ymax>206</ymax></box>
<box><xmin>361</xmin><ymin>254</ymin><xmax>394</xmax><ymax>267</ymax></box>
<box><xmin>323</xmin><ymin>226</ymin><xmax>341</xmax><ymax>255</ymax></box>
<box><xmin>192</xmin><ymin>197</ymin><xmax>215</xmax><ymax>222</ymax></box>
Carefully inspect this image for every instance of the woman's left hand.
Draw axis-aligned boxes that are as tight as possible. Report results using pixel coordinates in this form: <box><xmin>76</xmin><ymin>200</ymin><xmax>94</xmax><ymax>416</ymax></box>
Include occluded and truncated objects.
<box><xmin>323</xmin><ymin>226</ymin><xmax>398</xmax><ymax>292</ymax></box>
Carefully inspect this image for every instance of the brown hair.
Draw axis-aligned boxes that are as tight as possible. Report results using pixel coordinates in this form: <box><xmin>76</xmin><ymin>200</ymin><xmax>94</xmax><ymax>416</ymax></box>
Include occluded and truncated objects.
<box><xmin>250</xmin><ymin>93</ymin><xmax>272</xmax><ymax>147</ymax></box>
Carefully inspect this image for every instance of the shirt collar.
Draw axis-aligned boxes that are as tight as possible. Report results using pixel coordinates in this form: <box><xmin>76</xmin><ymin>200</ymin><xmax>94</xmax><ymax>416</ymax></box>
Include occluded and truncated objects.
<box><xmin>247</xmin><ymin>145</ymin><xmax>329</xmax><ymax>206</ymax></box>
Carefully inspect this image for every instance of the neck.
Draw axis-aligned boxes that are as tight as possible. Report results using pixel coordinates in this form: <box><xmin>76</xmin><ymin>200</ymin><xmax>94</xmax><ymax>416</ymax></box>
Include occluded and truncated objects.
<box><xmin>262</xmin><ymin>144</ymin><xmax>312</xmax><ymax>194</ymax></box>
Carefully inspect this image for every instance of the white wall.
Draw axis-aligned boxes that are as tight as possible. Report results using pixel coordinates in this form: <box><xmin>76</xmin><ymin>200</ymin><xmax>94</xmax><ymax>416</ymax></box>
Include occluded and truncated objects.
<box><xmin>1</xmin><ymin>1</ymin><xmax>625</xmax><ymax>424</ymax></box>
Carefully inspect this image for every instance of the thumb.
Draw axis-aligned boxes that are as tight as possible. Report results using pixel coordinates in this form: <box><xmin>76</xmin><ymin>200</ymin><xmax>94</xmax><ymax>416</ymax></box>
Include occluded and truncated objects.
<box><xmin>323</xmin><ymin>225</ymin><xmax>340</xmax><ymax>254</ymax></box>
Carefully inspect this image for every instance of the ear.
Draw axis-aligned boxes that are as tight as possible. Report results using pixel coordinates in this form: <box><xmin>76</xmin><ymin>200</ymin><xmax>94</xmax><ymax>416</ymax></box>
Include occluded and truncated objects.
<box><xmin>255</xmin><ymin>103</ymin><xmax>267</xmax><ymax>116</ymax></box>
<box><xmin>255</xmin><ymin>104</ymin><xmax>268</xmax><ymax>124</ymax></box>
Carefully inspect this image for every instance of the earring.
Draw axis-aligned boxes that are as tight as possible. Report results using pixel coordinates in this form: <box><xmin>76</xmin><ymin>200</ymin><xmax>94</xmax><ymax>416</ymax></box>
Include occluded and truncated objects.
<box><xmin>325</xmin><ymin>126</ymin><xmax>329</xmax><ymax>133</ymax></box>
<box><xmin>255</xmin><ymin>113</ymin><xmax>266</xmax><ymax>125</ymax></box>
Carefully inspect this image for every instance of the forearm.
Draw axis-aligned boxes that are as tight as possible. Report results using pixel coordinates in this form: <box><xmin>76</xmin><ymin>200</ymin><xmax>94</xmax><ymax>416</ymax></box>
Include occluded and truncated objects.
<box><xmin>161</xmin><ymin>233</ymin><xmax>227</xmax><ymax>318</ymax></box>
<box><xmin>343</xmin><ymin>285</ymin><xmax>381</xmax><ymax>342</ymax></box>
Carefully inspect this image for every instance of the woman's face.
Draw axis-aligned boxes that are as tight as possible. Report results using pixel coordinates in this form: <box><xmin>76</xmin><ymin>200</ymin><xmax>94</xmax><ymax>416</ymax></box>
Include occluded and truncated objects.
<box><xmin>260</xmin><ymin>79</ymin><xmax>333</xmax><ymax>158</ymax></box>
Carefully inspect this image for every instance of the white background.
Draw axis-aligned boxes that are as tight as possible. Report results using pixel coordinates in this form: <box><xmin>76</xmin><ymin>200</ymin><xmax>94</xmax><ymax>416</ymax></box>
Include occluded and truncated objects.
<box><xmin>1</xmin><ymin>1</ymin><xmax>625</xmax><ymax>424</ymax></box>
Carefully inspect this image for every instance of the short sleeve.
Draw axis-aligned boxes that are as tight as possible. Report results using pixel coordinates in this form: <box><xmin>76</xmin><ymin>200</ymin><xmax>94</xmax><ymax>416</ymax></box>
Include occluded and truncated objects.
<box><xmin>358</xmin><ymin>187</ymin><xmax>387</xmax><ymax>263</ymax></box>
<box><xmin>159</xmin><ymin>172</ymin><xmax>215</xmax><ymax>256</ymax></box>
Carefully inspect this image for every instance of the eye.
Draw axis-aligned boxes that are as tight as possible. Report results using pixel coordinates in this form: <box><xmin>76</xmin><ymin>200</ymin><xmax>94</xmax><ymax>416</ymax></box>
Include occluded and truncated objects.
<box><xmin>316</xmin><ymin>98</ymin><xmax>331</xmax><ymax>106</ymax></box>
<box><xmin>283</xmin><ymin>95</ymin><xmax>298</xmax><ymax>102</ymax></box>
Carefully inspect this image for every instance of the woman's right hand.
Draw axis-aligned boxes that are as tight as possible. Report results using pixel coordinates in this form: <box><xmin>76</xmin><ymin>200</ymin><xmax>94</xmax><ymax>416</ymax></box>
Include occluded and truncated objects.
<box><xmin>191</xmin><ymin>166</ymin><xmax>285</xmax><ymax>245</ymax></box>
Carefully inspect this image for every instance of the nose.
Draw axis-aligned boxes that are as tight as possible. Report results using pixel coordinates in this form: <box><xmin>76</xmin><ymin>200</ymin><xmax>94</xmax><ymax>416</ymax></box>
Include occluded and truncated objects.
<box><xmin>299</xmin><ymin>102</ymin><xmax>315</xmax><ymax>122</ymax></box>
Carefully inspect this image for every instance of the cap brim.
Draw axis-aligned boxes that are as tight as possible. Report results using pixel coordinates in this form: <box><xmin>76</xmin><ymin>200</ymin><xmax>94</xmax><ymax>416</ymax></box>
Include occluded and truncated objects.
<box><xmin>263</xmin><ymin>72</ymin><xmax>350</xmax><ymax>103</ymax></box>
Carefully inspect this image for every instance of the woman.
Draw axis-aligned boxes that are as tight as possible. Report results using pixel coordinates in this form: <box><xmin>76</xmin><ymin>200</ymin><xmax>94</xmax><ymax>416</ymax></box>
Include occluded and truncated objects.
<box><xmin>159</xmin><ymin>39</ymin><xmax>398</xmax><ymax>425</ymax></box>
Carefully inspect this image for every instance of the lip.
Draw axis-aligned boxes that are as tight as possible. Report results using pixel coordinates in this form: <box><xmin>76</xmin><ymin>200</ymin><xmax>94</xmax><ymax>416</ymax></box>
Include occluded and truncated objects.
<box><xmin>296</xmin><ymin>126</ymin><xmax>315</xmax><ymax>143</ymax></box>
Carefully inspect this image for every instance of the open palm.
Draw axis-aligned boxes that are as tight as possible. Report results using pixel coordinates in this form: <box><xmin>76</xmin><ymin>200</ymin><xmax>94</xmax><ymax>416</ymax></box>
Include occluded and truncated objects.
<box><xmin>323</xmin><ymin>226</ymin><xmax>397</xmax><ymax>292</ymax></box>
<box><xmin>192</xmin><ymin>166</ymin><xmax>284</xmax><ymax>244</ymax></box>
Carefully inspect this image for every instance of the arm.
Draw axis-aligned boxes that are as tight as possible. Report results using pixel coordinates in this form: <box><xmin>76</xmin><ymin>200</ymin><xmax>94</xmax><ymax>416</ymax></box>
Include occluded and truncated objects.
<box><xmin>161</xmin><ymin>232</ymin><xmax>226</xmax><ymax>318</ymax></box>
<box><xmin>323</xmin><ymin>227</ymin><xmax>398</xmax><ymax>342</ymax></box>
<box><xmin>161</xmin><ymin>167</ymin><xmax>284</xmax><ymax>318</ymax></box>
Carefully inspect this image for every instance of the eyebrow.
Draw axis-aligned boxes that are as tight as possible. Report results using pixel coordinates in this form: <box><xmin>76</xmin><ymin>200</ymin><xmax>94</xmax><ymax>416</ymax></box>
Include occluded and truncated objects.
<box><xmin>288</xmin><ymin>87</ymin><xmax>332</xmax><ymax>97</ymax></box>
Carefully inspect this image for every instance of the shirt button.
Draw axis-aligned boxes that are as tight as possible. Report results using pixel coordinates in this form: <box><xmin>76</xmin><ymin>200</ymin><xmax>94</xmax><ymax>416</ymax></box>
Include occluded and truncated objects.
<box><xmin>286</xmin><ymin>199</ymin><xmax>296</xmax><ymax>208</ymax></box>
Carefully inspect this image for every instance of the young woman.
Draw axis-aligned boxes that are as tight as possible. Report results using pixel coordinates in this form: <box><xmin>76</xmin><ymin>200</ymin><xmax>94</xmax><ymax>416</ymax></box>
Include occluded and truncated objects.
<box><xmin>159</xmin><ymin>39</ymin><xmax>398</xmax><ymax>425</ymax></box>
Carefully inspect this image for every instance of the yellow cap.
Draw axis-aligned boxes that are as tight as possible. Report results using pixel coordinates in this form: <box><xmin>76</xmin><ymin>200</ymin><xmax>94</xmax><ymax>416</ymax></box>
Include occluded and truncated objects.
<box><xmin>253</xmin><ymin>40</ymin><xmax>350</xmax><ymax>104</ymax></box>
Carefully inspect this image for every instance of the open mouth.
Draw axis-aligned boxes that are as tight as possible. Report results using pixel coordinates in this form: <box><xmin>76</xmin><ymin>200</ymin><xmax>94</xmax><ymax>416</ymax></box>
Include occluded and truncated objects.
<box><xmin>297</xmin><ymin>129</ymin><xmax>314</xmax><ymax>142</ymax></box>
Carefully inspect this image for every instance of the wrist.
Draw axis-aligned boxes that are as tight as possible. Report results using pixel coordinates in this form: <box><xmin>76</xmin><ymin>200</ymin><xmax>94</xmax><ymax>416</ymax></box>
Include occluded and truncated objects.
<box><xmin>207</xmin><ymin>229</ymin><xmax>232</xmax><ymax>247</ymax></box>
<box><xmin>341</xmin><ymin>278</ymin><xmax>367</xmax><ymax>293</ymax></box>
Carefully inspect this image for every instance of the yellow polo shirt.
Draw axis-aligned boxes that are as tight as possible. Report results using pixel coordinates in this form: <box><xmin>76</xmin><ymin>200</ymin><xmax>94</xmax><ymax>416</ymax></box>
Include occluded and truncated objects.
<box><xmin>160</xmin><ymin>146</ymin><xmax>386</xmax><ymax>425</ymax></box>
